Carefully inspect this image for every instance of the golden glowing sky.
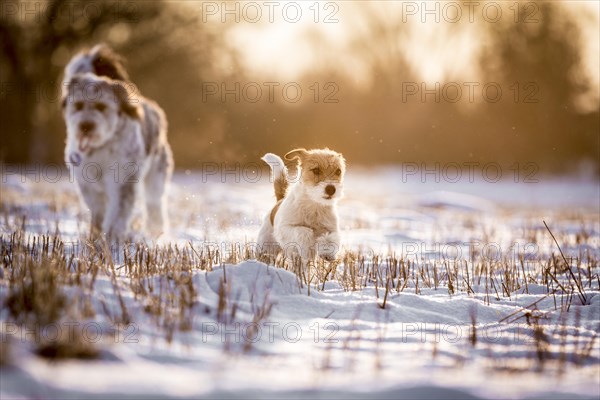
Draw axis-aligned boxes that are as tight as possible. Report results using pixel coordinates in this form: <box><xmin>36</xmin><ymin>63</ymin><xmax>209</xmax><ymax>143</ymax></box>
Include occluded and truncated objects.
<box><xmin>220</xmin><ymin>1</ymin><xmax>598</xmax><ymax>110</ymax></box>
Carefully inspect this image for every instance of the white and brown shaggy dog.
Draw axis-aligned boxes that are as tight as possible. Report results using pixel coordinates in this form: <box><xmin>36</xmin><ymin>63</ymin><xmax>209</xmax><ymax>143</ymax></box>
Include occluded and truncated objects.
<box><xmin>257</xmin><ymin>148</ymin><xmax>345</xmax><ymax>262</ymax></box>
<box><xmin>62</xmin><ymin>45</ymin><xmax>173</xmax><ymax>241</ymax></box>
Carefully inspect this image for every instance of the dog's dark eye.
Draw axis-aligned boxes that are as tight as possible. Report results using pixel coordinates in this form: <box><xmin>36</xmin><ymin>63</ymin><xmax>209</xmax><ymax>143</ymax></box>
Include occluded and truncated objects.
<box><xmin>74</xmin><ymin>101</ymin><xmax>84</xmax><ymax>111</ymax></box>
<box><xmin>95</xmin><ymin>103</ymin><xmax>107</xmax><ymax>112</ymax></box>
<box><xmin>335</xmin><ymin>168</ymin><xmax>342</xmax><ymax>176</ymax></box>
<box><xmin>311</xmin><ymin>168</ymin><xmax>321</xmax><ymax>175</ymax></box>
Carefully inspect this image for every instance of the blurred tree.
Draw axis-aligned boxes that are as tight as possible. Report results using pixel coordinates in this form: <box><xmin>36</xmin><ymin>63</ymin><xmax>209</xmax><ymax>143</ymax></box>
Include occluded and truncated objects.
<box><xmin>215</xmin><ymin>2</ymin><xmax>422</xmax><ymax>166</ymax></box>
<box><xmin>478</xmin><ymin>0</ymin><xmax>599</xmax><ymax>172</ymax></box>
<box><xmin>241</xmin><ymin>0</ymin><xmax>599</xmax><ymax>171</ymax></box>
<box><xmin>0</xmin><ymin>0</ymin><xmax>230</xmax><ymax>165</ymax></box>
<box><xmin>1</xmin><ymin>0</ymin><xmax>596</xmax><ymax>172</ymax></box>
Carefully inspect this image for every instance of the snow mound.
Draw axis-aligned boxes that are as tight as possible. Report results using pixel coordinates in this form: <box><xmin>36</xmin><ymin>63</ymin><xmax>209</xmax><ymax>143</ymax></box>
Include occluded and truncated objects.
<box><xmin>205</xmin><ymin>261</ymin><xmax>305</xmax><ymax>302</ymax></box>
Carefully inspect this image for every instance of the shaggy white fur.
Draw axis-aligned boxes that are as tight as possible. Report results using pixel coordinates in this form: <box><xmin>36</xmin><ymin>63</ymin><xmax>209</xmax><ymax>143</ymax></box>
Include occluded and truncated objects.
<box><xmin>62</xmin><ymin>46</ymin><xmax>173</xmax><ymax>242</ymax></box>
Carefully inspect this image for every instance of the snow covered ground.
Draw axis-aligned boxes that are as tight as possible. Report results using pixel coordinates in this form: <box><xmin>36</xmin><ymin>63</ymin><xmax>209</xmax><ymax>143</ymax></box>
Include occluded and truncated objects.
<box><xmin>1</xmin><ymin>167</ymin><xmax>599</xmax><ymax>399</ymax></box>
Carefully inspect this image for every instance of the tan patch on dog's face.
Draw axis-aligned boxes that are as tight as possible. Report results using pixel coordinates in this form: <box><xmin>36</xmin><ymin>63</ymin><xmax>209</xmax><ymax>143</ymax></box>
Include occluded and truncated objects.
<box><xmin>285</xmin><ymin>148</ymin><xmax>346</xmax><ymax>202</ymax></box>
<box><xmin>297</xmin><ymin>150</ymin><xmax>345</xmax><ymax>186</ymax></box>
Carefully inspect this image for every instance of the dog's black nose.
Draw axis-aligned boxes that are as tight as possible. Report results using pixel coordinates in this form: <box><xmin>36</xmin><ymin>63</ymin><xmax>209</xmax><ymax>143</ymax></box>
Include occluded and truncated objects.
<box><xmin>79</xmin><ymin>121</ymin><xmax>95</xmax><ymax>134</ymax></box>
<box><xmin>325</xmin><ymin>185</ymin><xmax>336</xmax><ymax>196</ymax></box>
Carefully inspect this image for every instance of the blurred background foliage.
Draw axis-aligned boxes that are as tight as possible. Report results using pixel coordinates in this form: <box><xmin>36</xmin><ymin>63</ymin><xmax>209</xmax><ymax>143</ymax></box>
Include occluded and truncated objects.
<box><xmin>1</xmin><ymin>0</ymin><xmax>598</xmax><ymax>174</ymax></box>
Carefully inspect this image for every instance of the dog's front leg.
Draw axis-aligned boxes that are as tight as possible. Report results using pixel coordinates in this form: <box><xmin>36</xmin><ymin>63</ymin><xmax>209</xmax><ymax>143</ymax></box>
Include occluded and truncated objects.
<box><xmin>78</xmin><ymin>184</ymin><xmax>105</xmax><ymax>235</ymax></box>
<box><xmin>316</xmin><ymin>231</ymin><xmax>341</xmax><ymax>261</ymax></box>
<box><xmin>103</xmin><ymin>182</ymin><xmax>138</xmax><ymax>242</ymax></box>
<box><xmin>276</xmin><ymin>225</ymin><xmax>316</xmax><ymax>261</ymax></box>
<box><xmin>144</xmin><ymin>148</ymin><xmax>172</xmax><ymax>237</ymax></box>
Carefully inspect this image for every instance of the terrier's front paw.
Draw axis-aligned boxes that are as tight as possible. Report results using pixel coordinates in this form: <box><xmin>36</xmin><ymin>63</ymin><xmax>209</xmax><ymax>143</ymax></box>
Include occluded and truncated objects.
<box><xmin>316</xmin><ymin>233</ymin><xmax>340</xmax><ymax>261</ymax></box>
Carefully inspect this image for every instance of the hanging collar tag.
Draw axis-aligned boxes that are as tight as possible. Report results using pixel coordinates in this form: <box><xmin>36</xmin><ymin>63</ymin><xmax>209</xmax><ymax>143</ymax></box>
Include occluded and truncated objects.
<box><xmin>69</xmin><ymin>152</ymin><xmax>82</xmax><ymax>167</ymax></box>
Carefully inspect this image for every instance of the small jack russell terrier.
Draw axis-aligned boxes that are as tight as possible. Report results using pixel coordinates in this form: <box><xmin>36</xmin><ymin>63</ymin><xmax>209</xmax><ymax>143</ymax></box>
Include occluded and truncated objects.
<box><xmin>257</xmin><ymin>148</ymin><xmax>346</xmax><ymax>262</ymax></box>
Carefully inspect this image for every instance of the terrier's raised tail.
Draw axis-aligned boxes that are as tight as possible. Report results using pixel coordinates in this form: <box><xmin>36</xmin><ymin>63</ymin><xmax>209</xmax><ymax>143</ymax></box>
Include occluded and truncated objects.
<box><xmin>262</xmin><ymin>153</ymin><xmax>288</xmax><ymax>201</ymax></box>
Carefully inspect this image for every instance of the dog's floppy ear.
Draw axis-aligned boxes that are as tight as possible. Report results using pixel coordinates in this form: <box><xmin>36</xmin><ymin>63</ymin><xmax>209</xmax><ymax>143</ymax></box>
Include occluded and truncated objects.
<box><xmin>111</xmin><ymin>81</ymin><xmax>142</xmax><ymax>120</ymax></box>
<box><xmin>91</xmin><ymin>44</ymin><xmax>130</xmax><ymax>81</ymax></box>
<box><xmin>284</xmin><ymin>148</ymin><xmax>308</xmax><ymax>163</ymax></box>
